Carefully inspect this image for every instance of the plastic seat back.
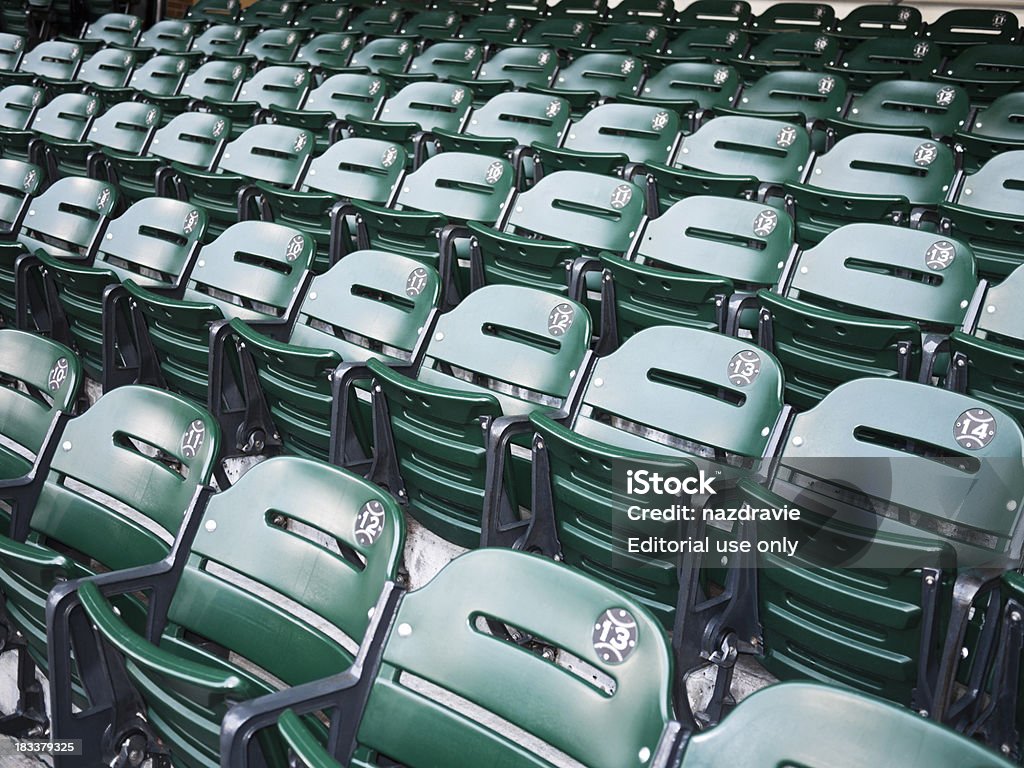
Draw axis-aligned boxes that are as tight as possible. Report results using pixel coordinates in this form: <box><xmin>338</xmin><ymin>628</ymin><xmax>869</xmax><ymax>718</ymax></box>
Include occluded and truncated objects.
<box><xmin>240</xmin><ymin>0</ymin><xmax>297</xmax><ymax>27</ymax></box>
<box><xmin>73</xmin><ymin>455</ymin><xmax>402</xmax><ymax>765</ymax></box>
<box><xmin>0</xmin><ymin>85</ymin><xmax>43</xmax><ymax>131</ymax></box>
<box><xmin>347</xmin><ymin>6</ymin><xmax>405</xmax><ymax>37</ymax></box>
<box><xmin>924</xmin><ymin>8</ymin><xmax>1019</xmax><ymax>57</ymax></box>
<box><xmin>833</xmin><ymin>4</ymin><xmax>923</xmax><ymax>46</ymax></box>
<box><xmin>348</xmin><ymin>37</ymin><xmax>415</xmax><ymax>75</ymax></box>
<box><xmin>838</xmin><ymin>80</ymin><xmax>970</xmax><ymax>139</ymax></box>
<box><xmin>47</xmin><ymin>100</ymin><xmax>159</xmax><ymax>179</ymax></box>
<box><xmin>28</xmin><ymin>92</ymin><xmax>98</xmax><ymax>144</ymax></box>
<box><xmin>752</xmin><ymin>1</ymin><xmax>836</xmax><ymax>36</ymax></box>
<box><xmin>179</xmin><ymin>59</ymin><xmax>246</xmax><ymax>105</ymax></box>
<box><xmin>603</xmin><ymin>196</ymin><xmax>793</xmax><ymax>340</ymax></box>
<box><xmin>404</xmin><ymin>41</ymin><xmax>482</xmax><ymax>83</ymax></box>
<box><xmin>19</xmin><ymin>40</ymin><xmax>82</xmax><ymax>82</ymax></box>
<box><xmin>788</xmin><ymin>132</ymin><xmax>954</xmax><ymax>245</ymax></box>
<box><xmin>659</xmin><ymin>28</ymin><xmax>749</xmax><ymax>64</ymax></box>
<box><xmin>0</xmin><ymin>33</ymin><xmax>25</xmax><ymax>74</ymax></box>
<box><xmin>234</xmin><ymin>250</ymin><xmax>440</xmax><ymax>460</ymax></box>
<box><xmin>466</xmin><ymin>46</ymin><xmax>557</xmax><ymax>100</ymax></box>
<box><xmin>295</xmin><ymin>33</ymin><xmax>358</xmax><ymax>72</ymax></box>
<box><xmin>733</xmin><ymin>69</ymin><xmax>846</xmax><ymax>123</ymax></box>
<box><xmin>126</xmin><ymin>54</ymin><xmax>188</xmax><ymax>98</ymax></box>
<box><xmin>761</xmin><ymin>223</ymin><xmax>976</xmax><ymax>407</ymax></box>
<box><xmin>191</xmin><ymin>23</ymin><xmax>247</xmax><ymax>59</ymax></box>
<box><xmin>546</xmin><ymin>52</ymin><xmax>644</xmax><ymax>104</ymax></box>
<box><xmin>673</xmin><ymin>0</ymin><xmax>751</xmax><ymax>30</ymax></box>
<box><xmin>748</xmin><ymin>379</ymin><xmax>1024</xmax><ymax>702</ymax></box>
<box><xmin>399</xmin><ymin>9</ymin><xmax>462</xmax><ymax>41</ymax></box>
<box><xmin>351</xmin><ymin>550</ymin><xmax>673</xmax><ymax>768</ymax></box>
<box><xmin>41</xmin><ymin>198</ymin><xmax>206</xmax><ymax>380</ymax></box>
<box><xmin>241</xmin><ymin>27</ymin><xmax>302</xmax><ymax>64</ymax></box>
<box><xmin>369</xmin><ymin>285</ymin><xmax>590</xmax><ymax>546</ymax></box>
<box><xmin>630</xmin><ymin>62</ymin><xmax>739</xmax><ymax>112</ymax></box>
<box><xmin>81</xmin><ymin>12</ymin><xmax>141</xmax><ymax>49</ymax></box>
<box><xmin>185</xmin><ymin>0</ymin><xmax>240</xmax><ymax>25</ymax></box>
<box><xmin>935</xmin><ymin>44</ymin><xmax>1024</xmax><ymax>103</ymax></box>
<box><xmin>521</xmin><ymin>18</ymin><xmax>594</xmax><ymax>48</ymax></box>
<box><xmin>679</xmin><ymin>682</ymin><xmax>1017</xmax><ymax>767</ymax></box>
<box><xmin>135</xmin><ymin>20</ymin><xmax>195</xmax><ymax>55</ymax></box>
<box><xmin>587</xmin><ymin>23</ymin><xmax>668</xmax><ymax>56</ymax></box>
<box><xmin>352</xmin><ymin>81</ymin><xmax>472</xmax><ymax>139</ymax></box>
<box><xmin>941</xmin><ymin>151</ymin><xmax>1024</xmax><ymax>281</ymax></box>
<box><xmin>294</xmin><ymin>4</ymin><xmax>351</xmax><ymax>34</ymax></box>
<box><xmin>825</xmin><ymin>37</ymin><xmax>940</xmax><ymax>91</ymax></box>
<box><xmin>451</xmin><ymin>91</ymin><xmax>569</xmax><ymax>153</ymax></box>
<box><xmin>17</xmin><ymin>176</ymin><xmax>117</xmax><ymax>261</ymax></box>
<box><xmin>77</xmin><ymin>47</ymin><xmax>136</xmax><ymax>91</ymax></box>
<box><xmin>0</xmin><ymin>385</ymin><xmax>219</xmax><ymax>664</ymax></box>
<box><xmin>0</xmin><ymin>329</ymin><xmax>81</xmax><ymax>480</ymax></box>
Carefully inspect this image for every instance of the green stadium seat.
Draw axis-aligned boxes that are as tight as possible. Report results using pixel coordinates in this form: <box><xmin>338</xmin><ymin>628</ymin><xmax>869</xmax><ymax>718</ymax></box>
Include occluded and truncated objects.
<box><xmin>723</xmin><ymin>69</ymin><xmax>847</xmax><ymax>127</ymax></box>
<box><xmin>923</xmin><ymin>8</ymin><xmax>1019</xmax><ymax>58</ymax></box>
<box><xmin>17</xmin><ymin>40</ymin><xmax>82</xmax><ymax>85</ymax></box>
<box><xmin>0</xmin><ymin>384</ymin><xmax>219</xmax><ymax>738</ymax></box>
<box><xmin>758</xmin><ymin>223</ymin><xmax>976</xmax><ymax>408</ymax></box>
<box><xmin>521</xmin><ymin>18</ymin><xmax>594</xmax><ymax>49</ymax></box>
<box><xmin>367</xmin><ymin>284</ymin><xmax>590</xmax><ymax>547</ymax></box>
<box><xmin>76</xmin><ymin>48</ymin><xmax>137</xmax><ymax>100</ymax></box>
<box><xmin>524</xmin><ymin>325</ymin><xmax>785</xmax><ymax>632</ymax></box>
<box><xmin>190</xmin><ymin>23</ymin><xmax>247</xmax><ymax>60</ymax></box>
<box><xmin>387</xmin><ymin>41</ymin><xmax>483</xmax><ymax>88</ymax></box>
<box><xmin>581</xmin><ymin>22</ymin><xmax>669</xmax><ymax>57</ymax></box>
<box><xmin>200</xmin><ymin>64</ymin><xmax>311</xmax><ymax>139</ymax></box>
<box><xmin>351</xmin><ymin>151</ymin><xmax>513</xmax><ymax>302</ymax></box>
<box><xmin>608</xmin><ymin>0</ymin><xmax>677</xmax><ymax>24</ymax></box>
<box><xmin>823</xmin><ymin>37</ymin><xmax>940</xmax><ymax>93</ymax></box>
<box><xmin>143</xmin><ymin>58</ymin><xmax>245</xmax><ymax>119</ymax></box>
<box><xmin>294</xmin><ymin>32</ymin><xmax>359</xmax><ymax>76</ymax></box>
<box><xmin>527</xmin><ymin>52</ymin><xmax>644</xmax><ymax>113</ymax></box>
<box><xmin>533</xmin><ymin>101</ymin><xmax>681</xmax><ymax>178</ymax></box>
<box><xmin>934</xmin><ymin>45</ymin><xmax>1024</xmax><ymax>104</ymax></box>
<box><xmin>269</xmin><ymin>72</ymin><xmax>385</xmax><ymax>147</ymax></box>
<box><xmin>594</xmin><ymin>195</ymin><xmax>795</xmax><ymax>344</ymax></box>
<box><xmin>19</xmin><ymin>92</ymin><xmax>100</xmax><ymax>168</ymax></box>
<box><xmin>219</xmin><ymin>548</ymin><xmax>677</xmax><ymax>768</ymax></box>
<box><xmin>184</xmin><ymin>0</ymin><xmax>240</xmax><ymax>26</ymax></box>
<box><xmin>646</xmin><ymin>115</ymin><xmax>810</xmax><ymax>212</ymax></box>
<box><xmin>622</xmin><ymin>62</ymin><xmax>739</xmax><ymax>116</ymax></box>
<box><xmin>398</xmin><ymin>9</ymin><xmax>463</xmax><ymax>41</ymax></box>
<box><xmin>454</xmin><ymin>46</ymin><xmax>557</xmax><ymax>102</ymax></box>
<box><xmin>953</xmin><ymin>93</ymin><xmax>1024</xmax><ymax>170</ymax></box>
<box><xmin>672</xmin><ymin>0</ymin><xmax>751</xmax><ymax>32</ymax></box>
<box><xmin>71</xmin><ymin>12</ymin><xmax>141</xmax><ymax>52</ymax></box>
<box><xmin>130</xmin><ymin>20</ymin><xmax>196</xmax><ymax>56</ymax></box>
<box><xmin>828</xmin><ymin>80</ymin><xmax>970</xmax><ymax>141</ymax></box>
<box><xmin>749</xmin><ymin>2</ymin><xmax>836</xmax><ymax>39</ymax></box>
<box><xmin>0</xmin><ymin>86</ymin><xmax>45</xmax><ymax>162</ymax></box>
<box><xmin>255</xmin><ymin>137</ymin><xmax>406</xmax><ymax>272</ymax></box>
<box><xmin>227</xmin><ymin>249</ymin><xmax>439</xmax><ymax>462</ymax></box>
<box><xmin>238</xmin><ymin>27</ymin><xmax>302</xmax><ymax>66</ymax></box>
<box><xmin>347</xmin><ymin>37</ymin><xmax>415</xmax><ymax>76</ymax></box>
<box><xmin>124</xmin><ymin>220</ymin><xmax>314</xmax><ymax>434</ymax></box>
<box><xmin>40</xmin><ymin>99</ymin><xmax>159</xmax><ymax>180</ymax></box>
<box><xmin>731</xmin><ymin>31</ymin><xmax>839</xmax><ymax>82</ymax></box>
<box><xmin>785</xmin><ymin>132</ymin><xmax>955</xmax><ymax>246</ymax></box>
<box><xmin>38</xmin><ymin>198</ymin><xmax>206</xmax><ymax>388</ymax></box>
<box><xmin>48</xmin><ymin>454</ymin><xmax>399</xmax><ymax>766</ymax></box>
<box><xmin>101</xmin><ymin>110</ymin><xmax>230</xmax><ymax>204</ymax></box>
<box><xmin>0</xmin><ymin>34</ymin><xmax>27</xmax><ymax>86</ymax></box>
<box><xmin>347</xmin><ymin>7</ymin><xmax>406</xmax><ymax>38</ymax></box>
<box><xmin>469</xmin><ymin>171</ymin><xmax>645</xmax><ymax>296</ymax></box>
<box><xmin>831</xmin><ymin>4</ymin><xmax>923</xmax><ymax>48</ymax></box>
<box><xmin>940</xmin><ymin>151</ymin><xmax>1024</xmax><ymax>282</ymax></box>
<box><xmin>293</xmin><ymin>3</ymin><xmax>352</xmax><ymax>35</ymax></box>
<box><xmin>0</xmin><ymin>158</ymin><xmax>41</xmax><ymax>239</ymax></box>
<box><xmin>455</xmin><ymin>12</ymin><xmax>524</xmax><ymax>46</ymax></box>
<box><xmin>239</xmin><ymin>0</ymin><xmax>297</xmax><ymax>29</ymax></box>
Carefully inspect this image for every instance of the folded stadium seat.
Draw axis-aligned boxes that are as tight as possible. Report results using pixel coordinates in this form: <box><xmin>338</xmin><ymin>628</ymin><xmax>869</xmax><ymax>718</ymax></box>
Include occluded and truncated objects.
<box><xmin>758</xmin><ymin>223</ymin><xmax>976</xmax><ymax>408</ymax></box>
<box><xmin>719</xmin><ymin>70</ymin><xmax>847</xmax><ymax>133</ymax></box>
<box><xmin>224</xmin><ymin>250</ymin><xmax>439</xmax><ymax>463</ymax></box>
<box><xmin>220</xmin><ymin>549</ymin><xmax>677</xmax><ymax>768</ymax></box>
<box><xmin>939</xmin><ymin>151</ymin><xmax>1024</xmax><ymax>283</ymax></box>
<box><xmin>785</xmin><ymin>132</ymin><xmax>955</xmax><ymax>247</ymax></box>
<box><xmin>75</xmin><ymin>48</ymin><xmax>137</xmax><ymax>103</ymax></box>
<box><xmin>382</xmin><ymin>41</ymin><xmax>483</xmax><ymax>91</ymax></box>
<box><xmin>431</xmin><ymin>92</ymin><xmax>570</xmax><ymax>177</ymax></box>
<box><xmin>450</xmin><ymin>46</ymin><xmax>558</xmax><ymax>102</ymax></box>
<box><xmin>269</xmin><ymin>72</ymin><xmax>385</xmax><ymax>149</ymax></box>
<box><xmin>367</xmin><ymin>284</ymin><xmax>590</xmax><ymax>547</ymax></box>
<box><xmin>468</xmin><ymin>171</ymin><xmax>645</xmax><ymax>298</ymax></box>
<box><xmin>199</xmin><ymin>64</ymin><xmax>311</xmax><ymax>140</ymax></box>
<box><xmin>38</xmin><ymin>198</ymin><xmax>206</xmax><ymax>390</ymax></box>
<box><xmin>100</xmin><ymin>111</ymin><xmax>229</xmax><ymax>204</ymax></box>
<box><xmin>645</xmin><ymin>115</ymin><xmax>810</xmax><ymax>212</ymax></box>
<box><xmin>0</xmin><ymin>385</ymin><xmax>219</xmax><ymax>738</ymax></box>
<box><xmin>822</xmin><ymin>37</ymin><xmax>941</xmax><ymax>93</ymax></box>
<box><xmin>238</xmin><ymin>0</ymin><xmax>298</xmax><ymax>29</ymax></box>
<box><xmin>116</xmin><ymin>53</ymin><xmax>189</xmax><ymax>103</ymax></box>
<box><xmin>704</xmin><ymin>379</ymin><xmax>1024</xmax><ymax>724</ymax></box>
<box><xmin>60</xmin><ymin>12</ymin><xmax>140</xmax><ymax>54</ymax></box>
<box><xmin>171</xmin><ymin>123</ymin><xmax>315</xmax><ymax>240</ymax></box>
<box><xmin>620</xmin><ymin>62</ymin><xmax>739</xmax><ymax>118</ymax></box>
<box><xmin>0</xmin><ymin>86</ymin><xmax>46</xmax><ymax>161</ymax></box>
<box><xmin>293</xmin><ymin>32</ymin><xmax>359</xmax><ymax>77</ymax></box>
<box><xmin>607</xmin><ymin>0</ymin><xmax>677</xmax><ymax>24</ymax></box>
<box><xmin>189</xmin><ymin>23</ymin><xmax>248</xmax><ymax>63</ymax></box>
<box><xmin>490</xmin><ymin>0</ymin><xmax>547</xmax><ymax>20</ymax></box>
<box><xmin>48</xmin><ymin>454</ymin><xmax>403</xmax><ymax>767</ymax></box>
<box><xmin>922</xmin><ymin>8</ymin><xmax>1020</xmax><ymax>59</ymax></box>
<box><xmin>454</xmin><ymin>12</ymin><xmax>524</xmax><ymax>46</ymax></box>
<box><xmin>346</xmin><ymin>81</ymin><xmax>473</xmax><ymax>166</ymax></box>
<box><xmin>520</xmin><ymin>17</ymin><xmax>595</xmax><ymax>49</ymax></box>
<box><xmin>347</xmin><ymin>6</ymin><xmax>406</xmax><ymax>38</ymax></box>
<box><xmin>346</xmin><ymin>36</ymin><xmax>416</xmax><ymax>76</ymax></box>
<box><xmin>670</xmin><ymin>1</ymin><xmax>752</xmax><ymax>33</ymax></box>
<box><xmin>830</xmin><ymin>3</ymin><xmax>923</xmax><ymax>48</ymax></box>
<box><xmin>521</xmin><ymin>326</ymin><xmax>785</xmax><ymax>637</ymax></box>
<box><xmin>576</xmin><ymin>22</ymin><xmax>669</xmax><ymax>57</ymax></box>
<box><xmin>16</xmin><ymin>40</ymin><xmax>83</xmax><ymax>88</ymax></box>
<box><xmin>730</xmin><ymin>31</ymin><xmax>840</xmax><ymax>82</ymax></box>
<box><xmin>140</xmin><ymin>58</ymin><xmax>244</xmax><ymax>120</ymax></box>
<box><xmin>235</xmin><ymin>26</ymin><xmax>302</xmax><ymax>67</ymax></box>
<box><xmin>675</xmin><ymin>682</ymin><xmax>1016</xmax><ymax>767</ymax></box>
<box><xmin>184</xmin><ymin>0</ymin><xmax>241</xmax><ymax>26</ymax></box>
<box><xmin>955</xmin><ymin>93</ymin><xmax>1024</xmax><ymax>171</ymax></box>
<box><xmin>0</xmin><ymin>34</ymin><xmax>27</xmax><ymax>87</ymax></box>
<box><xmin>38</xmin><ymin>99</ymin><xmax>158</xmax><ymax>180</ymax></box>
<box><xmin>648</xmin><ymin>28</ymin><xmax>749</xmax><ymax>67</ymax></box>
<box><xmin>351</xmin><ymin>152</ymin><xmax>513</xmax><ymax>303</ymax></box>
<box><xmin>531</xmin><ymin>101</ymin><xmax>682</xmax><ymax>179</ymax></box>
<box><xmin>934</xmin><ymin>45</ymin><xmax>1024</xmax><ymax>105</ymax></box>
<box><xmin>948</xmin><ymin>265</ymin><xmax>1024</xmax><ymax>427</ymax></box>
<box><xmin>398</xmin><ymin>9</ymin><xmax>463</xmax><ymax>42</ymax></box>
<box><xmin>292</xmin><ymin>3</ymin><xmax>352</xmax><ymax>36</ymax></box>
<box><xmin>590</xmin><ymin>195</ymin><xmax>795</xmax><ymax>345</ymax></box>
<box><xmin>0</xmin><ymin>175</ymin><xmax>117</xmax><ymax>331</ymax></box>
<box><xmin>827</xmin><ymin>80</ymin><xmax>970</xmax><ymax>142</ymax></box>
<box><xmin>124</xmin><ymin>221</ymin><xmax>314</xmax><ymax>448</ymax></box>
<box><xmin>10</xmin><ymin>91</ymin><xmax>98</xmax><ymax>169</ymax></box>
<box><xmin>747</xmin><ymin>1</ymin><xmax>836</xmax><ymax>40</ymax></box>
<box><xmin>0</xmin><ymin>158</ymin><xmax>40</xmax><ymax>239</ymax></box>
<box><xmin>125</xmin><ymin>20</ymin><xmax>196</xmax><ymax>59</ymax></box>
<box><xmin>527</xmin><ymin>52</ymin><xmax>644</xmax><ymax>114</ymax></box>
